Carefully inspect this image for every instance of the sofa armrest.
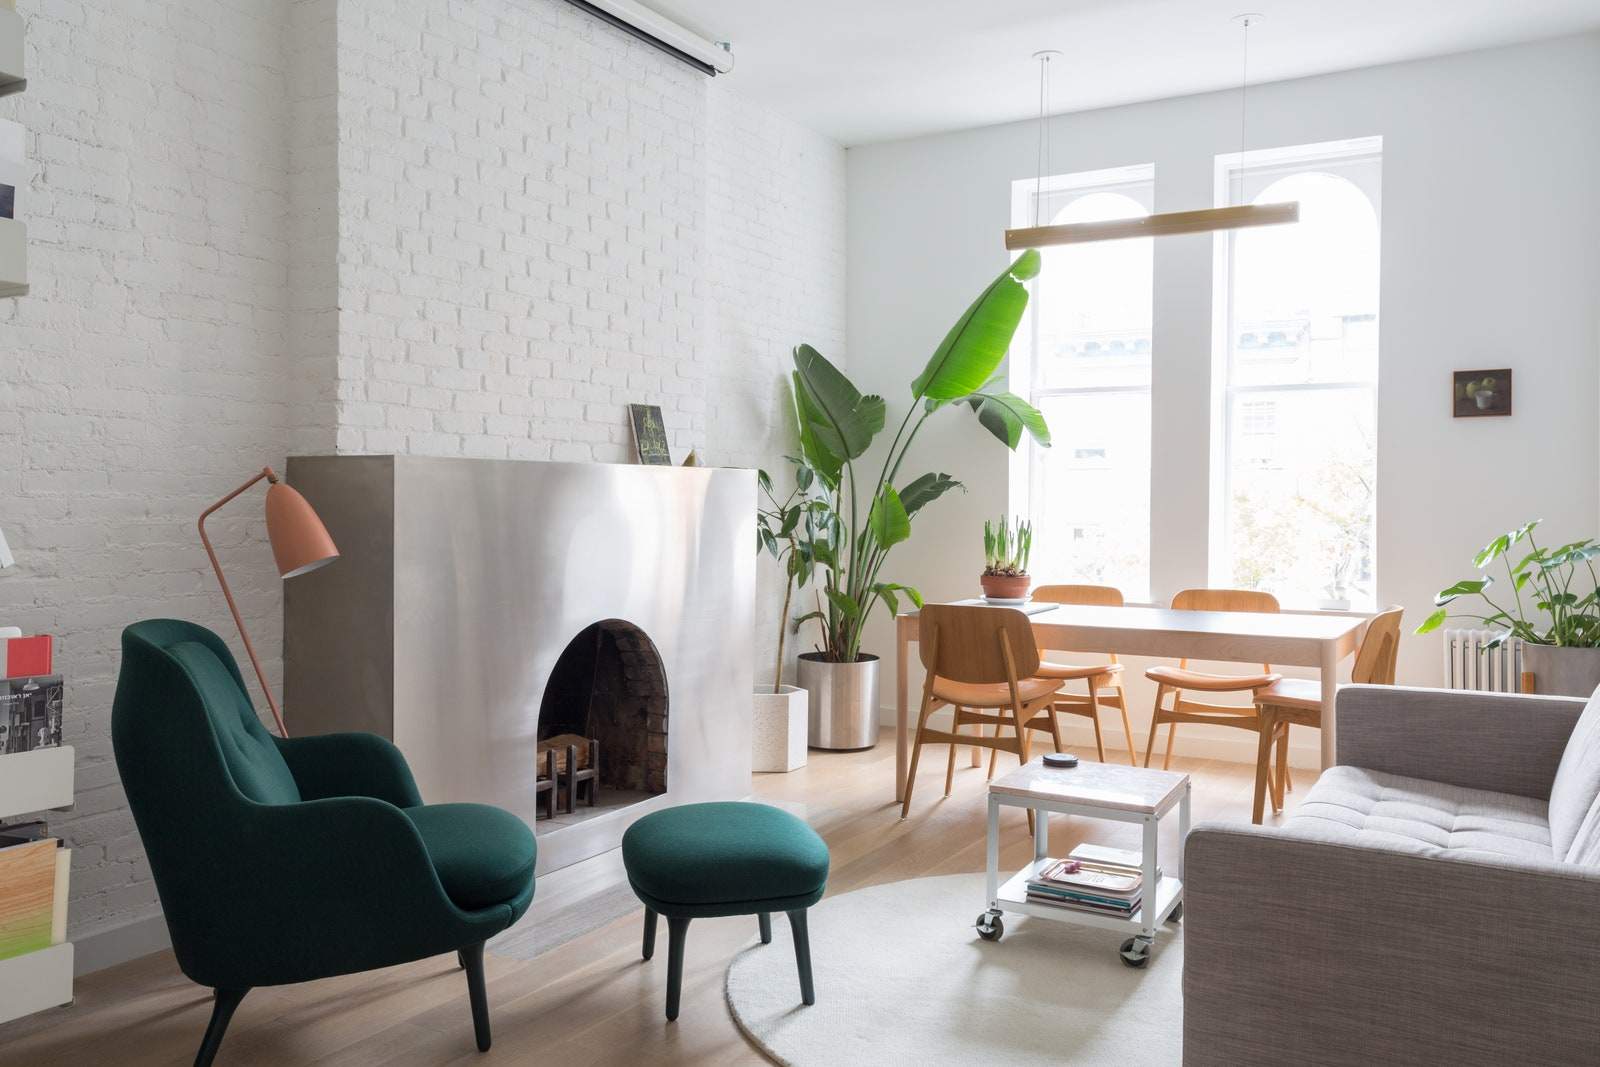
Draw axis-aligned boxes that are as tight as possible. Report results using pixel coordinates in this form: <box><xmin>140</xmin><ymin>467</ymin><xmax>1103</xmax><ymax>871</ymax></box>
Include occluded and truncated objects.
<box><xmin>275</xmin><ymin>731</ymin><xmax>424</xmax><ymax>808</ymax></box>
<box><xmin>1336</xmin><ymin>684</ymin><xmax>1584</xmax><ymax>800</ymax></box>
<box><xmin>1182</xmin><ymin>821</ymin><xmax>1600</xmax><ymax>1066</ymax></box>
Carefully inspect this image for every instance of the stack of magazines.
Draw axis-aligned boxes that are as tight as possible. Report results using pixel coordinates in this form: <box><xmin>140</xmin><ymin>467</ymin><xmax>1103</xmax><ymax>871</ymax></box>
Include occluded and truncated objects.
<box><xmin>1025</xmin><ymin>845</ymin><xmax>1147</xmax><ymax>916</ymax></box>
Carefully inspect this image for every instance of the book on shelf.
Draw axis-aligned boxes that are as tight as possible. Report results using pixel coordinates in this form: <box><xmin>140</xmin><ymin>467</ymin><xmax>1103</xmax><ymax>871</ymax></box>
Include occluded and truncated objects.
<box><xmin>0</xmin><ymin>837</ymin><xmax>57</xmax><ymax>961</ymax></box>
<box><xmin>1025</xmin><ymin>891</ymin><xmax>1142</xmax><ymax>916</ymax></box>
<box><xmin>1</xmin><ymin>634</ymin><xmax>51</xmax><ymax>678</ymax></box>
<box><xmin>0</xmin><ymin>673</ymin><xmax>63</xmax><ymax>754</ymax></box>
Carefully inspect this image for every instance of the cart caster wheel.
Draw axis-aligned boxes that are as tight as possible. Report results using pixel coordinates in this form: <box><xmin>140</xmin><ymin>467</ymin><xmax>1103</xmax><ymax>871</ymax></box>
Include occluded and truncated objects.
<box><xmin>1167</xmin><ymin>902</ymin><xmax>1183</xmax><ymax>923</ymax></box>
<box><xmin>1119</xmin><ymin>937</ymin><xmax>1151</xmax><ymax>968</ymax></box>
<box><xmin>975</xmin><ymin>913</ymin><xmax>1004</xmax><ymax>942</ymax></box>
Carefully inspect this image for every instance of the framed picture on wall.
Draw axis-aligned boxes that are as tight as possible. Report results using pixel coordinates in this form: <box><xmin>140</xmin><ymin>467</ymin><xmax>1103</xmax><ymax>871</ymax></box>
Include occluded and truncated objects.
<box><xmin>1453</xmin><ymin>369</ymin><xmax>1512</xmax><ymax>418</ymax></box>
<box><xmin>628</xmin><ymin>404</ymin><xmax>672</xmax><ymax>465</ymax></box>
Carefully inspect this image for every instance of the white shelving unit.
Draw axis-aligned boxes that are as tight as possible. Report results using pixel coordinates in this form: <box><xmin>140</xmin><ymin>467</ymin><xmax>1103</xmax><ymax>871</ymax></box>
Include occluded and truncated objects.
<box><xmin>0</xmin><ymin>1</ymin><xmax>25</xmax><ymax>298</ymax></box>
<box><xmin>0</xmin><ymin>746</ymin><xmax>75</xmax><ymax>1025</ymax></box>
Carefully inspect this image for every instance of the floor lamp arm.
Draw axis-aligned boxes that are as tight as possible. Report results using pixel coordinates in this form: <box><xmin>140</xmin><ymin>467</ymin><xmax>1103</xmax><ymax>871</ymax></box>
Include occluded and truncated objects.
<box><xmin>198</xmin><ymin>467</ymin><xmax>290</xmax><ymax>738</ymax></box>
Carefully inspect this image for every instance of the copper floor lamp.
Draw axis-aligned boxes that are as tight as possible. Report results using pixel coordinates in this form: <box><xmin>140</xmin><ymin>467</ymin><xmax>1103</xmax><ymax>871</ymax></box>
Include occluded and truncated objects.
<box><xmin>198</xmin><ymin>466</ymin><xmax>338</xmax><ymax>738</ymax></box>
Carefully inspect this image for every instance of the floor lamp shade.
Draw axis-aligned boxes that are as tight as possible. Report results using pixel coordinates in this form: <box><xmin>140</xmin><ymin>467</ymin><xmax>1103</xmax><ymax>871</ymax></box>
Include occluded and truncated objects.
<box><xmin>265</xmin><ymin>482</ymin><xmax>339</xmax><ymax>579</ymax></box>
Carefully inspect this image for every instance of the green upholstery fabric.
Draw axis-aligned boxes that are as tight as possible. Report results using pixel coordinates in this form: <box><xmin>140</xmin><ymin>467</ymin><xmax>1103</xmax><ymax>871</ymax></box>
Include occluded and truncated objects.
<box><xmin>165</xmin><ymin>641</ymin><xmax>302</xmax><ymax>806</ymax></box>
<box><xmin>112</xmin><ymin>619</ymin><xmax>536</xmax><ymax>990</ymax></box>
<box><xmin>404</xmin><ymin>804</ymin><xmax>537</xmax><ymax>910</ymax></box>
<box><xmin>622</xmin><ymin>802</ymin><xmax>829</xmax><ymax>918</ymax></box>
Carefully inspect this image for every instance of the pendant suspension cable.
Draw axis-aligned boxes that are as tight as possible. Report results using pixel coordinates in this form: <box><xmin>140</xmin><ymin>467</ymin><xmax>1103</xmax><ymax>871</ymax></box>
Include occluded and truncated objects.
<box><xmin>1031</xmin><ymin>50</ymin><xmax>1060</xmax><ymax>227</ymax></box>
<box><xmin>1003</xmin><ymin>22</ymin><xmax>1296</xmax><ymax>251</ymax></box>
<box><xmin>1233</xmin><ymin>13</ymin><xmax>1262</xmax><ymax>206</ymax></box>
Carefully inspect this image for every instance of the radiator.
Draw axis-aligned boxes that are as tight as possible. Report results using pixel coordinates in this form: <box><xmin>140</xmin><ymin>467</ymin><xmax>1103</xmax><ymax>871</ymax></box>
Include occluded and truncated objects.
<box><xmin>1443</xmin><ymin>629</ymin><xmax>1524</xmax><ymax>692</ymax></box>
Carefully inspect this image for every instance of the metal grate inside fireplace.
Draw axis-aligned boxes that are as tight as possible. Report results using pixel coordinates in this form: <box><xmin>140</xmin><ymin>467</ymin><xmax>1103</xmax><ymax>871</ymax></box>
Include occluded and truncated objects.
<box><xmin>535</xmin><ymin>618</ymin><xmax>668</xmax><ymax>832</ymax></box>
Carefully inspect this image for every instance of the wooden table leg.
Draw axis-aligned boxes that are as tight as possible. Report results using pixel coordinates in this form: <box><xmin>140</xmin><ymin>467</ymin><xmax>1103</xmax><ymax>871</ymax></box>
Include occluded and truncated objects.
<box><xmin>896</xmin><ymin>615</ymin><xmax>910</xmax><ymax>803</ymax></box>
<box><xmin>1319</xmin><ymin>641</ymin><xmax>1340</xmax><ymax>770</ymax></box>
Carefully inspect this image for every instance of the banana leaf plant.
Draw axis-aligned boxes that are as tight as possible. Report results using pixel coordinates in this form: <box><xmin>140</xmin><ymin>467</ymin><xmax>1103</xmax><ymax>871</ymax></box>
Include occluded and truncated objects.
<box><xmin>787</xmin><ymin>251</ymin><xmax>1050</xmax><ymax>663</ymax></box>
<box><xmin>1415</xmin><ymin>519</ymin><xmax>1600</xmax><ymax>647</ymax></box>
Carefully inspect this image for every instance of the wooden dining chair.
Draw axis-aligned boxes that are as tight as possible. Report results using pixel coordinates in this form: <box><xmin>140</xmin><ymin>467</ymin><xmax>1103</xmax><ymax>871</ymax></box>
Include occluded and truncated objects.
<box><xmin>1250</xmin><ymin>606</ymin><xmax>1404</xmax><ymax>823</ymax></box>
<box><xmin>1022</xmin><ymin>584</ymin><xmax>1136</xmax><ymax>765</ymax></box>
<box><xmin>1143</xmin><ymin>589</ymin><xmax>1282</xmax><ymax>771</ymax></box>
<box><xmin>902</xmin><ymin>605</ymin><xmax>1063</xmax><ymax>820</ymax></box>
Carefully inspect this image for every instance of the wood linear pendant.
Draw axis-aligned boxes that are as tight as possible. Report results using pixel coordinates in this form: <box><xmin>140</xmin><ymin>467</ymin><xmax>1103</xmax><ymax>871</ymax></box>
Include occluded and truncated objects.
<box><xmin>1004</xmin><ymin>201</ymin><xmax>1298</xmax><ymax>250</ymax></box>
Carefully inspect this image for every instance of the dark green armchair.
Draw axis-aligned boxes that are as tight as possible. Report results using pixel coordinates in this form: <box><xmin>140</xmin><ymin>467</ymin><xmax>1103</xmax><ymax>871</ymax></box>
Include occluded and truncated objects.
<box><xmin>112</xmin><ymin>620</ymin><xmax>536</xmax><ymax>1066</ymax></box>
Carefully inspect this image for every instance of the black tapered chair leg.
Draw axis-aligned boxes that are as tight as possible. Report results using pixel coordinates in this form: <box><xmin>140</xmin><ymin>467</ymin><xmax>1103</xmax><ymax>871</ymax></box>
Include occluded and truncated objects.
<box><xmin>642</xmin><ymin>907</ymin><xmax>658</xmax><ymax>960</ymax></box>
<box><xmin>460</xmin><ymin>941</ymin><xmax>492</xmax><ymax>1052</ymax></box>
<box><xmin>195</xmin><ymin>987</ymin><xmax>248</xmax><ymax>1067</ymax></box>
<box><xmin>787</xmin><ymin>909</ymin><xmax>815</xmax><ymax>1005</ymax></box>
<box><xmin>665</xmin><ymin>915</ymin><xmax>692</xmax><ymax>1021</ymax></box>
<box><xmin>758</xmin><ymin>912</ymin><xmax>772</xmax><ymax>944</ymax></box>
<box><xmin>456</xmin><ymin>949</ymin><xmax>466</xmax><ymax>970</ymax></box>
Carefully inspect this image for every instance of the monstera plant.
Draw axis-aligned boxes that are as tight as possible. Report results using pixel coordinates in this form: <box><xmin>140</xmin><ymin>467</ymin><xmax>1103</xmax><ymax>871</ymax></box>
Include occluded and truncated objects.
<box><xmin>786</xmin><ymin>250</ymin><xmax>1050</xmax><ymax>666</ymax></box>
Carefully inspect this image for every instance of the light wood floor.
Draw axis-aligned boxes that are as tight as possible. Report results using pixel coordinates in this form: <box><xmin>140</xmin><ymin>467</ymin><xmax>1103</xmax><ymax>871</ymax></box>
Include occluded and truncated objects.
<box><xmin>3</xmin><ymin>735</ymin><xmax>1309</xmax><ymax>1066</ymax></box>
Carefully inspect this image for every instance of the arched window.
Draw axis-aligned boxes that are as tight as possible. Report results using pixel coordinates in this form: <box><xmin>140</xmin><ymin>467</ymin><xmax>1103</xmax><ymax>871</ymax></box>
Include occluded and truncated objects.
<box><xmin>1014</xmin><ymin>167</ymin><xmax>1154</xmax><ymax>599</ymax></box>
<box><xmin>1217</xmin><ymin>144</ymin><xmax>1381</xmax><ymax>608</ymax></box>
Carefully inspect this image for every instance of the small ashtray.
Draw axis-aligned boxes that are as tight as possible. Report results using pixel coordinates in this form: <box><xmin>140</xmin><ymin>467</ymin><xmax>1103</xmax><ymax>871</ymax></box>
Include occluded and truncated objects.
<box><xmin>1043</xmin><ymin>752</ymin><xmax>1079</xmax><ymax>768</ymax></box>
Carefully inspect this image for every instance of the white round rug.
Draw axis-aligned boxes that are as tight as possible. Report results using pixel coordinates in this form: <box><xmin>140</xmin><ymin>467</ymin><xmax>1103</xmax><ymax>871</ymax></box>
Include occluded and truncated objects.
<box><xmin>725</xmin><ymin>873</ymin><xmax>1182</xmax><ymax>1066</ymax></box>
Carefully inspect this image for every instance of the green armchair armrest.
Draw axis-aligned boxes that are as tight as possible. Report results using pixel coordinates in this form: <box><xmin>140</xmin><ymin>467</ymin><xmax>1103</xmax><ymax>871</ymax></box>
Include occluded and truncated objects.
<box><xmin>177</xmin><ymin>793</ymin><xmax>526</xmax><ymax>988</ymax></box>
<box><xmin>275</xmin><ymin>731</ymin><xmax>424</xmax><ymax>807</ymax></box>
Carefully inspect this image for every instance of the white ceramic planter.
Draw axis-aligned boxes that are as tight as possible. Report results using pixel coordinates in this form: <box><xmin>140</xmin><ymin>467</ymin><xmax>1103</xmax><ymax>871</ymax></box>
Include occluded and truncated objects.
<box><xmin>753</xmin><ymin>685</ymin><xmax>808</xmax><ymax>772</ymax></box>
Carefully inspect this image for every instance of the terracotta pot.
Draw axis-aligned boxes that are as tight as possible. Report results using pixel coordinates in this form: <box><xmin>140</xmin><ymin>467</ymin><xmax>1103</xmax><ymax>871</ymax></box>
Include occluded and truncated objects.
<box><xmin>980</xmin><ymin>573</ymin><xmax>1032</xmax><ymax>600</ymax></box>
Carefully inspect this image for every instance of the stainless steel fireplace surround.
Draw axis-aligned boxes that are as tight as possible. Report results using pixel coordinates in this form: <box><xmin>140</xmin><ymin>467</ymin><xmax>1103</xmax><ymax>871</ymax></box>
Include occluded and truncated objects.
<box><xmin>282</xmin><ymin>455</ymin><xmax>755</xmax><ymax>874</ymax></box>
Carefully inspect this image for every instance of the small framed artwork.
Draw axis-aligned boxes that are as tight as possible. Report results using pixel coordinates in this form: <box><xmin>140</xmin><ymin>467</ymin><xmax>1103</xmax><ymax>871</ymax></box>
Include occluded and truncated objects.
<box><xmin>1453</xmin><ymin>369</ymin><xmax>1512</xmax><ymax>418</ymax></box>
<box><xmin>628</xmin><ymin>404</ymin><xmax>672</xmax><ymax>465</ymax></box>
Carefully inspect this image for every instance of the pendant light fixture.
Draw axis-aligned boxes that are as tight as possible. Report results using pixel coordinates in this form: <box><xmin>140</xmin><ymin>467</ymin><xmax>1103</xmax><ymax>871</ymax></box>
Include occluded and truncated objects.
<box><xmin>1004</xmin><ymin>14</ymin><xmax>1298</xmax><ymax>250</ymax></box>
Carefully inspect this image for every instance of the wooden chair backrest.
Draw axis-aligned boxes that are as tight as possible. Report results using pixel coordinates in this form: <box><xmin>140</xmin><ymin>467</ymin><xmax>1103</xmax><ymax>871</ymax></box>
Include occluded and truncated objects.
<box><xmin>1171</xmin><ymin>588</ymin><xmax>1279</xmax><ymax>672</ymax></box>
<box><xmin>1172</xmin><ymin>588</ymin><xmax>1280</xmax><ymax>614</ymax></box>
<box><xmin>1032</xmin><ymin>584</ymin><xmax>1125</xmax><ymax>607</ymax></box>
<box><xmin>918</xmin><ymin>604</ymin><xmax>1041</xmax><ymax>685</ymax></box>
<box><xmin>1352</xmin><ymin>606</ymin><xmax>1404</xmax><ymax>685</ymax></box>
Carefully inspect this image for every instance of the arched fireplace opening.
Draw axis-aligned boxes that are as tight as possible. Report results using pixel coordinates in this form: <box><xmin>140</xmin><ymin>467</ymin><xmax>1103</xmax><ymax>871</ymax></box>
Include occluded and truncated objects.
<box><xmin>535</xmin><ymin>619</ymin><xmax>667</xmax><ymax>831</ymax></box>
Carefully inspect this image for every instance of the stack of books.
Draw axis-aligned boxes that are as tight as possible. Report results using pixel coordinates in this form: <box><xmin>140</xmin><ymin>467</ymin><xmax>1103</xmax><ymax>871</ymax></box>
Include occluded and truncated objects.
<box><xmin>1025</xmin><ymin>844</ymin><xmax>1150</xmax><ymax>917</ymax></box>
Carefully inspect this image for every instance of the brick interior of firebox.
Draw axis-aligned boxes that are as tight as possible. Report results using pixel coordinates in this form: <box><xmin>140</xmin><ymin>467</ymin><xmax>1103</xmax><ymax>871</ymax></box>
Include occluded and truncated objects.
<box><xmin>535</xmin><ymin>619</ymin><xmax>667</xmax><ymax>833</ymax></box>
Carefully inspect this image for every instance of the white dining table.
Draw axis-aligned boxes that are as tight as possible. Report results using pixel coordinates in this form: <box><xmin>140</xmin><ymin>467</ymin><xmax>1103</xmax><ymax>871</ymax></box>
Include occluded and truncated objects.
<box><xmin>893</xmin><ymin>602</ymin><xmax>1368</xmax><ymax>803</ymax></box>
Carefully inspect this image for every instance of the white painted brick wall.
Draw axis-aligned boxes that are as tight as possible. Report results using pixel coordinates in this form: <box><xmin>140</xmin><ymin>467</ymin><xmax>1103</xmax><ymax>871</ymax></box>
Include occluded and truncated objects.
<box><xmin>336</xmin><ymin>0</ymin><xmax>712</xmax><ymax>463</ymax></box>
<box><xmin>0</xmin><ymin>0</ymin><xmax>845</xmax><ymax>958</ymax></box>
<box><xmin>0</xmin><ymin>0</ymin><xmax>294</xmax><ymax>943</ymax></box>
<box><xmin>334</xmin><ymin>0</ymin><xmax>847</xmax><ymax>681</ymax></box>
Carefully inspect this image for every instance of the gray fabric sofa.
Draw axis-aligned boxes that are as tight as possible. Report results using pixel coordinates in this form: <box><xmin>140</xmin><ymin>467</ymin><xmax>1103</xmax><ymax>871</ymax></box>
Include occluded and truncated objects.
<box><xmin>1183</xmin><ymin>684</ymin><xmax>1600</xmax><ymax>1066</ymax></box>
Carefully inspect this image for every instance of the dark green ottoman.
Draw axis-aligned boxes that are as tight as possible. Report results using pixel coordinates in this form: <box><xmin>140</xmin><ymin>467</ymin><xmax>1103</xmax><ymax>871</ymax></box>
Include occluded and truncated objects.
<box><xmin>622</xmin><ymin>801</ymin><xmax>829</xmax><ymax>1021</ymax></box>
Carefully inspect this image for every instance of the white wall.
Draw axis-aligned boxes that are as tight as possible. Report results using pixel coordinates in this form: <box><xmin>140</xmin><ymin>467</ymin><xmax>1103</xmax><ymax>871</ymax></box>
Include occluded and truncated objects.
<box><xmin>330</xmin><ymin>0</ymin><xmax>846</xmax><ymax>688</ymax></box>
<box><xmin>847</xmin><ymin>35</ymin><xmax>1600</xmax><ymax>758</ymax></box>
<box><xmin>0</xmin><ymin>0</ymin><xmax>296</xmax><ymax>960</ymax></box>
<box><xmin>0</xmin><ymin>0</ymin><xmax>844</xmax><ymax>967</ymax></box>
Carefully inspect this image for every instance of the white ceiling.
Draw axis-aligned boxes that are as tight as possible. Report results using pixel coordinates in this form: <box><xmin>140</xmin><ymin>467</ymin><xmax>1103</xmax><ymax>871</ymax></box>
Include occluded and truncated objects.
<box><xmin>656</xmin><ymin>0</ymin><xmax>1600</xmax><ymax>145</ymax></box>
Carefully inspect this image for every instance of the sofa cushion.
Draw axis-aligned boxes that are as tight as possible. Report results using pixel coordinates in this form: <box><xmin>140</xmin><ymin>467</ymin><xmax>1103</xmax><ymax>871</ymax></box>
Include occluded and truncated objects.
<box><xmin>1290</xmin><ymin>766</ymin><xmax>1551</xmax><ymax>863</ymax></box>
<box><xmin>1548</xmin><ymin>684</ymin><xmax>1600</xmax><ymax>862</ymax></box>
<box><xmin>403</xmin><ymin>803</ymin><xmax>537</xmax><ymax>910</ymax></box>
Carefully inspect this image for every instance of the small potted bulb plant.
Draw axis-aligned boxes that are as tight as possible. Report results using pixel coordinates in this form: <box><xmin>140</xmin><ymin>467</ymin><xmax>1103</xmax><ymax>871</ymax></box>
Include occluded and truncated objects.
<box><xmin>981</xmin><ymin>515</ymin><xmax>1033</xmax><ymax>601</ymax></box>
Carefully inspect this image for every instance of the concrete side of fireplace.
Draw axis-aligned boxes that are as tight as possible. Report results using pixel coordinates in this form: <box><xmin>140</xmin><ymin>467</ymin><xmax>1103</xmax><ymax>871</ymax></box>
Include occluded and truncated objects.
<box><xmin>284</xmin><ymin>454</ymin><xmax>755</xmax><ymax>874</ymax></box>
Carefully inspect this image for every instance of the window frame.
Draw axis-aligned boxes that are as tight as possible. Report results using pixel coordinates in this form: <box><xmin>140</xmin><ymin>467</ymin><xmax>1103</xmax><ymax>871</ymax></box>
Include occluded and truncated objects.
<box><xmin>1010</xmin><ymin>164</ymin><xmax>1157</xmax><ymax>601</ymax></box>
<box><xmin>1209</xmin><ymin>137</ymin><xmax>1384</xmax><ymax>608</ymax></box>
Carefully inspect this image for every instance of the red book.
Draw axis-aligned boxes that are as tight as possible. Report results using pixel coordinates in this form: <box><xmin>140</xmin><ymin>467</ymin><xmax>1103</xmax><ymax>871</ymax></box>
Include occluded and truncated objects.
<box><xmin>3</xmin><ymin>635</ymin><xmax>52</xmax><ymax>678</ymax></box>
